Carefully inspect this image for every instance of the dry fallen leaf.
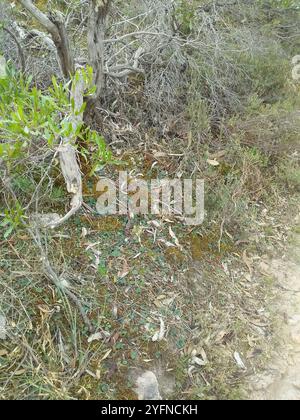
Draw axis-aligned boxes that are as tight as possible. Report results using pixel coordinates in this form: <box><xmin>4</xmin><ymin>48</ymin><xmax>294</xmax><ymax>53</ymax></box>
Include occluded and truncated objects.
<box><xmin>190</xmin><ymin>346</ymin><xmax>208</xmax><ymax>367</ymax></box>
<box><xmin>81</xmin><ymin>227</ymin><xmax>88</xmax><ymax>238</ymax></box>
<box><xmin>207</xmin><ymin>159</ymin><xmax>220</xmax><ymax>167</ymax></box>
<box><xmin>234</xmin><ymin>352</ymin><xmax>247</xmax><ymax>370</ymax></box>
<box><xmin>118</xmin><ymin>259</ymin><xmax>130</xmax><ymax>278</ymax></box>
<box><xmin>153</xmin><ymin>151</ymin><xmax>167</xmax><ymax>158</ymax></box>
<box><xmin>191</xmin><ymin>356</ymin><xmax>207</xmax><ymax>366</ymax></box>
<box><xmin>152</xmin><ymin>318</ymin><xmax>166</xmax><ymax>342</ymax></box>
<box><xmin>14</xmin><ymin>369</ymin><xmax>26</xmax><ymax>376</ymax></box>
<box><xmin>109</xmin><ymin>331</ymin><xmax>120</xmax><ymax>345</ymax></box>
<box><xmin>169</xmin><ymin>226</ymin><xmax>182</xmax><ymax>249</ymax></box>
<box><xmin>158</xmin><ymin>239</ymin><xmax>176</xmax><ymax>248</ymax></box>
<box><xmin>100</xmin><ymin>349</ymin><xmax>112</xmax><ymax>362</ymax></box>
<box><xmin>200</xmin><ymin>348</ymin><xmax>208</xmax><ymax>363</ymax></box>
<box><xmin>88</xmin><ymin>332</ymin><xmax>104</xmax><ymax>343</ymax></box>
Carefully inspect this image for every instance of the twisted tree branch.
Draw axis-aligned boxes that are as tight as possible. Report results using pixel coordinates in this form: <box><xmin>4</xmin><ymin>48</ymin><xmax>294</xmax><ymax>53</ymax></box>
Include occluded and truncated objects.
<box><xmin>17</xmin><ymin>0</ymin><xmax>74</xmax><ymax>77</ymax></box>
<box><xmin>2</xmin><ymin>26</ymin><xmax>26</xmax><ymax>73</ymax></box>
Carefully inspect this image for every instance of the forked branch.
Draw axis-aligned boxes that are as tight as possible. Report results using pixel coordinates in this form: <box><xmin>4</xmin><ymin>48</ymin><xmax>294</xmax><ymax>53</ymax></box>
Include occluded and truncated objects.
<box><xmin>17</xmin><ymin>0</ymin><xmax>74</xmax><ymax>77</ymax></box>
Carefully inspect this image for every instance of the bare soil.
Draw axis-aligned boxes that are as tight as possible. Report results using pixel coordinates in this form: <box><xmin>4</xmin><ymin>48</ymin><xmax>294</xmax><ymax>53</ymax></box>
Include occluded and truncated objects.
<box><xmin>250</xmin><ymin>232</ymin><xmax>300</xmax><ymax>400</ymax></box>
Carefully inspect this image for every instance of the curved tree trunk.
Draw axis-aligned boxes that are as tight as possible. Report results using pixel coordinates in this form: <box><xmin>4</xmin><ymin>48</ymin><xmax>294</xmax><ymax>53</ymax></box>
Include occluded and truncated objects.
<box><xmin>16</xmin><ymin>0</ymin><xmax>113</xmax><ymax>227</ymax></box>
<box><xmin>17</xmin><ymin>0</ymin><xmax>74</xmax><ymax>78</ymax></box>
<box><xmin>87</xmin><ymin>0</ymin><xmax>111</xmax><ymax>99</ymax></box>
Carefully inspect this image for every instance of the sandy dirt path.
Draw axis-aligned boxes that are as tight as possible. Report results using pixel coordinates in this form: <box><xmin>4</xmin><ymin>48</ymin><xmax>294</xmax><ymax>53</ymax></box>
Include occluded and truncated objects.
<box><xmin>250</xmin><ymin>233</ymin><xmax>300</xmax><ymax>400</ymax></box>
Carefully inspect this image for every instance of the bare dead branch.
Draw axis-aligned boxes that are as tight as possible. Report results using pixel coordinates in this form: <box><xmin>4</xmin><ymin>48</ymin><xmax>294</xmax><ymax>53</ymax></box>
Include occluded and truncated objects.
<box><xmin>87</xmin><ymin>0</ymin><xmax>112</xmax><ymax>99</ymax></box>
<box><xmin>104</xmin><ymin>31</ymin><xmax>176</xmax><ymax>43</ymax></box>
<box><xmin>47</xmin><ymin>71</ymin><xmax>86</xmax><ymax>229</ymax></box>
<box><xmin>17</xmin><ymin>0</ymin><xmax>60</xmax><ymax>39</ymax></box>
<box><xmin>49</xmin><ymin>11</ymin><xmax>75</xmax><ymax>77</ymax></box>
<box><xmin>106</xmin><ymin>46</ymin><xmax>144</xmax><ymax>78</ymax></box>
<box><xmin>2</xmin><ymin>26</ymin><xmax>26</xmax><ymax>72</ymax></box>
<box><xmin>27</xmin><ymin>29</ymin><xmax>56</xmax><ymax>51</ymax></box>
<box><xmin>28</xmin><ymin>227</ymin><xmax>94</xmax><ymax>333</ymax></box>
<box><xmin>17</xmin><ymin>0</ymin><xmax>74</xmax><ymax>77</ymax></box>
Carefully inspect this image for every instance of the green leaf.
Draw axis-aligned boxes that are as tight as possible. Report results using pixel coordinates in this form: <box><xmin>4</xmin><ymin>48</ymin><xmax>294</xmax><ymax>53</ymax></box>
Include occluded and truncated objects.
<box><xmin>4</xmin><ymin>225</ymin><xmax>14</xmax><ymax>239</ymax></box>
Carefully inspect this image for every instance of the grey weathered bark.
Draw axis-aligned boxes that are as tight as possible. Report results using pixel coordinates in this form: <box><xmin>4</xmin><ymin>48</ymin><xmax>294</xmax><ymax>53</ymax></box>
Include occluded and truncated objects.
<box><xmin>87</xmin><ymin>0</ymin><xmax>111</xmax><ymax>99</ymax></box>
<box><xmin>2</xmin><ymin>26</ymin><xmax>26</xmax><ymax>73</ymax></box>
<box><xmin>48</xmin><ymin>71</ymin><xmax>86</xmax><ymax>228</ymax></box>
<box><xmin>18</xmin><ymin>0</ymin><xmax>113</xmax><ymax>95</ymax></box>
<box><xmin>48</xmin><ymin>11</ymin><xmax>75</xmax><ymax>77</ymax></box>
<box><xmin>33</xmin><ymin>71</ymin><xmax>85</xmax><ymax>229</ymax></box>
<box><xmin>16</xmin><ymin>0</ymin><xmax>113</xmax><ymax>226</ymax></box>
<box><xmin>17</xmin><ymin>0</ymin><xmax>74</xmax><ymax>77</ymax></box>
<box><xmin>31</xmin><ymin>70</ymin><xmax>86</xmax><ymax>229</ymax></box>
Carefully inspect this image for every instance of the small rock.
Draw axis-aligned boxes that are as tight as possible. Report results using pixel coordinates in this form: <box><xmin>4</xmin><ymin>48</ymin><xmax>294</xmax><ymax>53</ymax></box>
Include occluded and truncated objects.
<box><xmin>135</xmin><ymin>371</ymin><xmax>162</xmax><ymax>400</ymax></box>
